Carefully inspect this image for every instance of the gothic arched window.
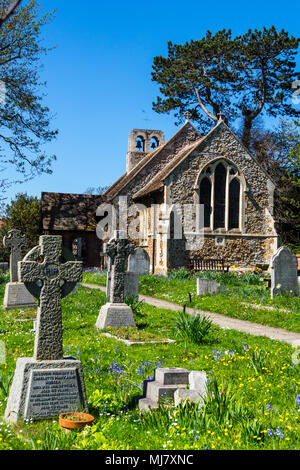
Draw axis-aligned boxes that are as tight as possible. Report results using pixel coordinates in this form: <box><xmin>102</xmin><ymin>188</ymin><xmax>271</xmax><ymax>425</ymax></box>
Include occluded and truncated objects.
<box><xmin>197</xmin><ymin>159</ymin><xmax>243</xmax><ymax>232</ymax></box>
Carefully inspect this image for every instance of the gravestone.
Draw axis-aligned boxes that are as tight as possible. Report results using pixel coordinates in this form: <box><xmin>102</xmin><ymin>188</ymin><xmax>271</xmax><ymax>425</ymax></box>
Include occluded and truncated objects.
<box><xmin>128</xmin><ymin>248</ymin><xmax>150</xmax><ymax>275</ymax></box>
<box><xmin>197</xmin><ymin>278</ymin><xmax>219</xmax><ymax>296</ymax></box>
<box><xmin>3</xmin><ymin>230</ymin><xmax>36</xmax><ymax>310</ymax></box>
<box><xmin>271</xmin><ymin>246</ymin><xmax>299</xmax><ymax>298</ymax></box>
<box><xmin>0</xmin><ymin>262</ymin><xmax>8</xmax><ymax>273</ymax></box>
<box><xmin>124</xmin><ymin>272</ymin><xmax>139</xmax><ymax>299</ymax></box>
<box><xmin>4</xmin><ymin>236</ymin><xmax>88</xmax><ymax>423</ymax></box>
<box><xmin>96</xmin><ymin>231</ymin><xmax>136</xmax><ymax>329</ymax></box>
<box><xmin>106</xmin><ymin>268</ymin><xmax>139</xmax><ymax>301</ymax></box>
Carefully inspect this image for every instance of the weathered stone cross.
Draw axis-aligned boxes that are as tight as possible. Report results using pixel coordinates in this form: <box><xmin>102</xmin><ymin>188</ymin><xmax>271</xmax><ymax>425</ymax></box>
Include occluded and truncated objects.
<box><xmin>106</xmin><ymin>232</ymin><xmax>134</xmax><ymax>304</ymax></box>
<box><xmin>19</xmin><ymin>236</ymin><xmax>82</xmax><ymax>361</ymax></box>
<box><xmin>3</xmin><ymin>230</ymin><xmax>26</xmax><ymax>283</ymax></box>
<box><xmin>184</xmin><ymin>110</ymin><xmax>192</xmax><ymax>121</ymax></box>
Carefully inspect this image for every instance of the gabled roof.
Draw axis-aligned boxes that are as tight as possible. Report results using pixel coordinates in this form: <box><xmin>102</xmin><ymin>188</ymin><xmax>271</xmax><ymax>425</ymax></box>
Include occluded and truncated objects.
<box><xmin>42</xmin><ymin>192</ymin><xmax>104</xmax><ymax>232</ymax></box>
<box><xmin>133</xmin><ymin>120</ymin><xmax>276</xmax><ymax>199</ymax></box>
<box><xmin>103</xmin><ymin>121</ymin><xmax>201</xmax><ymax>202</ymax></box>
<box><xmin>132</xmin><ymin>123</ymin><xmax>219</xmax><ymax>199</ymax></box>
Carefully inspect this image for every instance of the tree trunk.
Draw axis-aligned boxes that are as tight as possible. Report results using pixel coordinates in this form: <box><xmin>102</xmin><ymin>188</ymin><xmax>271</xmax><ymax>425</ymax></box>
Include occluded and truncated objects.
<box><xmin>241</xmin><ymin>115</ymin><xmax>253</xmax><ymax>149</ymax></box>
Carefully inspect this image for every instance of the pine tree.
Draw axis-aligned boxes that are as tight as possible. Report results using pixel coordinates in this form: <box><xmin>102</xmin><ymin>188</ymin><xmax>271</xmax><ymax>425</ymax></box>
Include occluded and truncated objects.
<box><xmin>152</xmin><ymin>27</ymin><xmax>300</xmax><ymax>146</ymax></box>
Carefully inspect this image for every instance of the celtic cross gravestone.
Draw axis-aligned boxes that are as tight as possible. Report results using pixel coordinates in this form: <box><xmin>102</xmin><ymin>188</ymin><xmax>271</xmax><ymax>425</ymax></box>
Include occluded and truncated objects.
<box><xmin>4</xmin><ymin>230</ymin><xmax>26</xmax><ymax>282</ymax></box>
<box><xmin>3</xmin><ymin>230</ymin><xmax>36</xmax><ymax>310</ymax></box>
<box><xmin>96</xmin><ymin>231</ymin><xmax>136</xmax><ymax>329</ymax></box>
<box><xmin>4</xmin><ymin>236</ymin><xmax>88</xmax><ymax>423</ymax></box>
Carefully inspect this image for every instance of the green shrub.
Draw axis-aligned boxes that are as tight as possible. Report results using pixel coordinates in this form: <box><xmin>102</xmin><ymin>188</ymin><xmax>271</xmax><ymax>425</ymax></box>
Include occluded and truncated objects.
<box><xmin>174</xmin><ymin>311</ymin><xmax>212</xmax><ymax>345</ymax></box>
<box><xmin>0</xmin><ymin>272</ymin><xmax>8</xmax><ymax>285</ymax></box>
<box><xmin>168</xmin><ymin>268</ymin><xmax>192</xmax><ymax>280</ymax></box>
<box><xmin>196</xmin><ymin>270</ymin><xmax>262</xmax><ymax>286</ymax></box>
<box><xmin>124</xmin><ymin>294</ymin><xmax>145</xmax><ymax>318</ymax></box>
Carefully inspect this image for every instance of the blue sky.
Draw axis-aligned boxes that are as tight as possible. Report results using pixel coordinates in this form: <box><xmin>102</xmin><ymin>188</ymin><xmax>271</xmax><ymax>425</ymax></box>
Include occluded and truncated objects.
<box><xmin>2</xmin><ymin>0</ymin><xmax>300</xmax><ymax>206</ymax></box>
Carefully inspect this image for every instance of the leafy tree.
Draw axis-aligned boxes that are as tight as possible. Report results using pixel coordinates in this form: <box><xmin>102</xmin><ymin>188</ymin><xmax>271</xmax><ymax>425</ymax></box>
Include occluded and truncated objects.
<box><xmin>0</xmin><ymin>192</ymin><xmax>41</xmax><ymax>261</ymax></box>
<box><xmin>279</xmin><ymin>121</ymin><xmax>300</xmax><ymax>250</ymax></box>
<box><xmin>247</xmin><ymin>118</ymin><xmax>300</xmax><ymax>248</ymax></box>
<box><xmin>0</xmin><ymin>0</ymin><xmax>57</xmax><ymax>201</ymax></box>
<box><xmin>152</xmin><ymin>27</ymin><xmax>300</xmax><ymax>147</ymax></box>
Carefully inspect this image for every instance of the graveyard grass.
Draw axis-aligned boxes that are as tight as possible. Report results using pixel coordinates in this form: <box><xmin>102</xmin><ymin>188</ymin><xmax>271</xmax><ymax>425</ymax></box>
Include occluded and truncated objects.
<box><xmin>83</xmin><ymin>269</ymin><xmax>300</xmax><ymax>333</ymax></box>
<box><xmin>1</xmin><ymin>273</ymin><xmax>300</xmax><ymax>450</ymax></box>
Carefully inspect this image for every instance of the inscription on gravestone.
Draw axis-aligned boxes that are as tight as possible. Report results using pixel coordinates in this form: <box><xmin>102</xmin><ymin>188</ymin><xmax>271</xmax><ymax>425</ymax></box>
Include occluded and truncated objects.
<box><xmin>25</xmin><ymin>369</ymin><xmax>81</xmax><ymax>419</ymax></box>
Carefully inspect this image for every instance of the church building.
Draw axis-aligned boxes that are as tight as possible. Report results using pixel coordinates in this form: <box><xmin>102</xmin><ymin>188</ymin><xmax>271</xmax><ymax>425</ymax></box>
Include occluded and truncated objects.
<box><xmin>103</xmin><ymin>116</ymin><xmax>278</xmax><ymax>275</ymax></box>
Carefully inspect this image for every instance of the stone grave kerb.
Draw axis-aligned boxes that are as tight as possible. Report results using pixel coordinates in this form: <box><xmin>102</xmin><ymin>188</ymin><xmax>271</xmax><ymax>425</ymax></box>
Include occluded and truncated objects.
<box><xmin>19</xmin><ymin>235</ymin><xmax>83</xmax><ymax>361</ymax></box>
<box><xmin>3</xmin><ymin>230</ymin><xmax>26</xmax><ymax>282</ymax></box>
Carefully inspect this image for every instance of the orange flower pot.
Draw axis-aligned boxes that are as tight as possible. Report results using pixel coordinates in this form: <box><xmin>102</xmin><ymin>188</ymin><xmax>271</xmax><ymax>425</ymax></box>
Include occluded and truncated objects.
<box><xmin>59</xmin><ymin>412</ymin><xmax>94</xmax><ymax>432</ymax></box>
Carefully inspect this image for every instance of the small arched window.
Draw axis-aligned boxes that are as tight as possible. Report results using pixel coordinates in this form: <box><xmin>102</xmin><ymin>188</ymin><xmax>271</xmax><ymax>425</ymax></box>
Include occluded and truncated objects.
<box><xmin>135</xmin><ymin>136</ymin><xmax>145</xmax><ymax>152</ymax></box>
<box><xmin>150</xmin><ymin>137</ymin><xmax>159</xmax><ymax>151</ymax></box>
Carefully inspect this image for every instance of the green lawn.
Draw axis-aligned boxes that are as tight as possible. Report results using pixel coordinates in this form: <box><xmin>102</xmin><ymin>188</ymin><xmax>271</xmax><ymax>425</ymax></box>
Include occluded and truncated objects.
<box><xmin>83</xmin><ymin>269</ymin><xmax>300</xmax><ymax>333</ymax></box>
<box><xmin>1</xmin><ymin>276</ymin><xmax>300</xmax><ymax>450</ymax></box>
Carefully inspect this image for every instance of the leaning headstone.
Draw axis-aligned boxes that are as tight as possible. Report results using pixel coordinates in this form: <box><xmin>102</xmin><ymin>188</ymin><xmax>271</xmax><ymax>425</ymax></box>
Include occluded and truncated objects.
<box><xmin>96</xmin><ymin>232</ymin><xmax>136</xmax><ymax>329</ymax></box>
<box><xmin>4</xmin><ymin>236</ymin><xmax>88</xmax><ymax>423</ymax></box>
<box><xmin>128</xmin><ymin>248</ymin><xmax>150</xmax><ymax>275</ymax></box>
<box><xmin>271</xmin><ymin>246</ymin><xmax>299</xmax><ymax>298</ymax></box>
<box><xmin>3</xmin><ymin>230</ymin><xmax>36</xmax><ymax>310</ymax></box>
<box><xmin>197</xmin><ymin>278</ymin><xmax>219</xmax><ymax>296</ymax></box>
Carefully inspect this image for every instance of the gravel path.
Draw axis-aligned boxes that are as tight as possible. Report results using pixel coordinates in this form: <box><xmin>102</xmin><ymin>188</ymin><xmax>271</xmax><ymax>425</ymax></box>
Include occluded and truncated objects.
<box><xmin>82</xmin><ymin>283</ymin><xmax>300</xmax><ymax>347</ymax></box>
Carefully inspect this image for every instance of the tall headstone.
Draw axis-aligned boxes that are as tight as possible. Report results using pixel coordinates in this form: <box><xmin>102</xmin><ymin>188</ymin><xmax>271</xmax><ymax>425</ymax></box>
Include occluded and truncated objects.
<box><xmin>127</xmin><ymin>248</ymin><xmax>150</xmax><ymax>275</ymax></box>
<box><xmin>4</xmin><ymin>236</ymin><xmax>88</xmax><ymax>423</ymax></box>
<box><xmin>106</xmin><ymin>249</ymin><xmax>139</xmax><ymax>301</ymax></box>
<box><xmin>96</xmin><ymin>231</ymin><xmax>136</xmax><ymax>329</ymax></box>
<box><xmin>3</xmin><ymin>230</ymin><xmax>36</xmax><ymax>310</ymax></box>
<box><xmin>271</xmin><ymin>246</ymin><xmax>299</xmax><ymax>298</ymax></box>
